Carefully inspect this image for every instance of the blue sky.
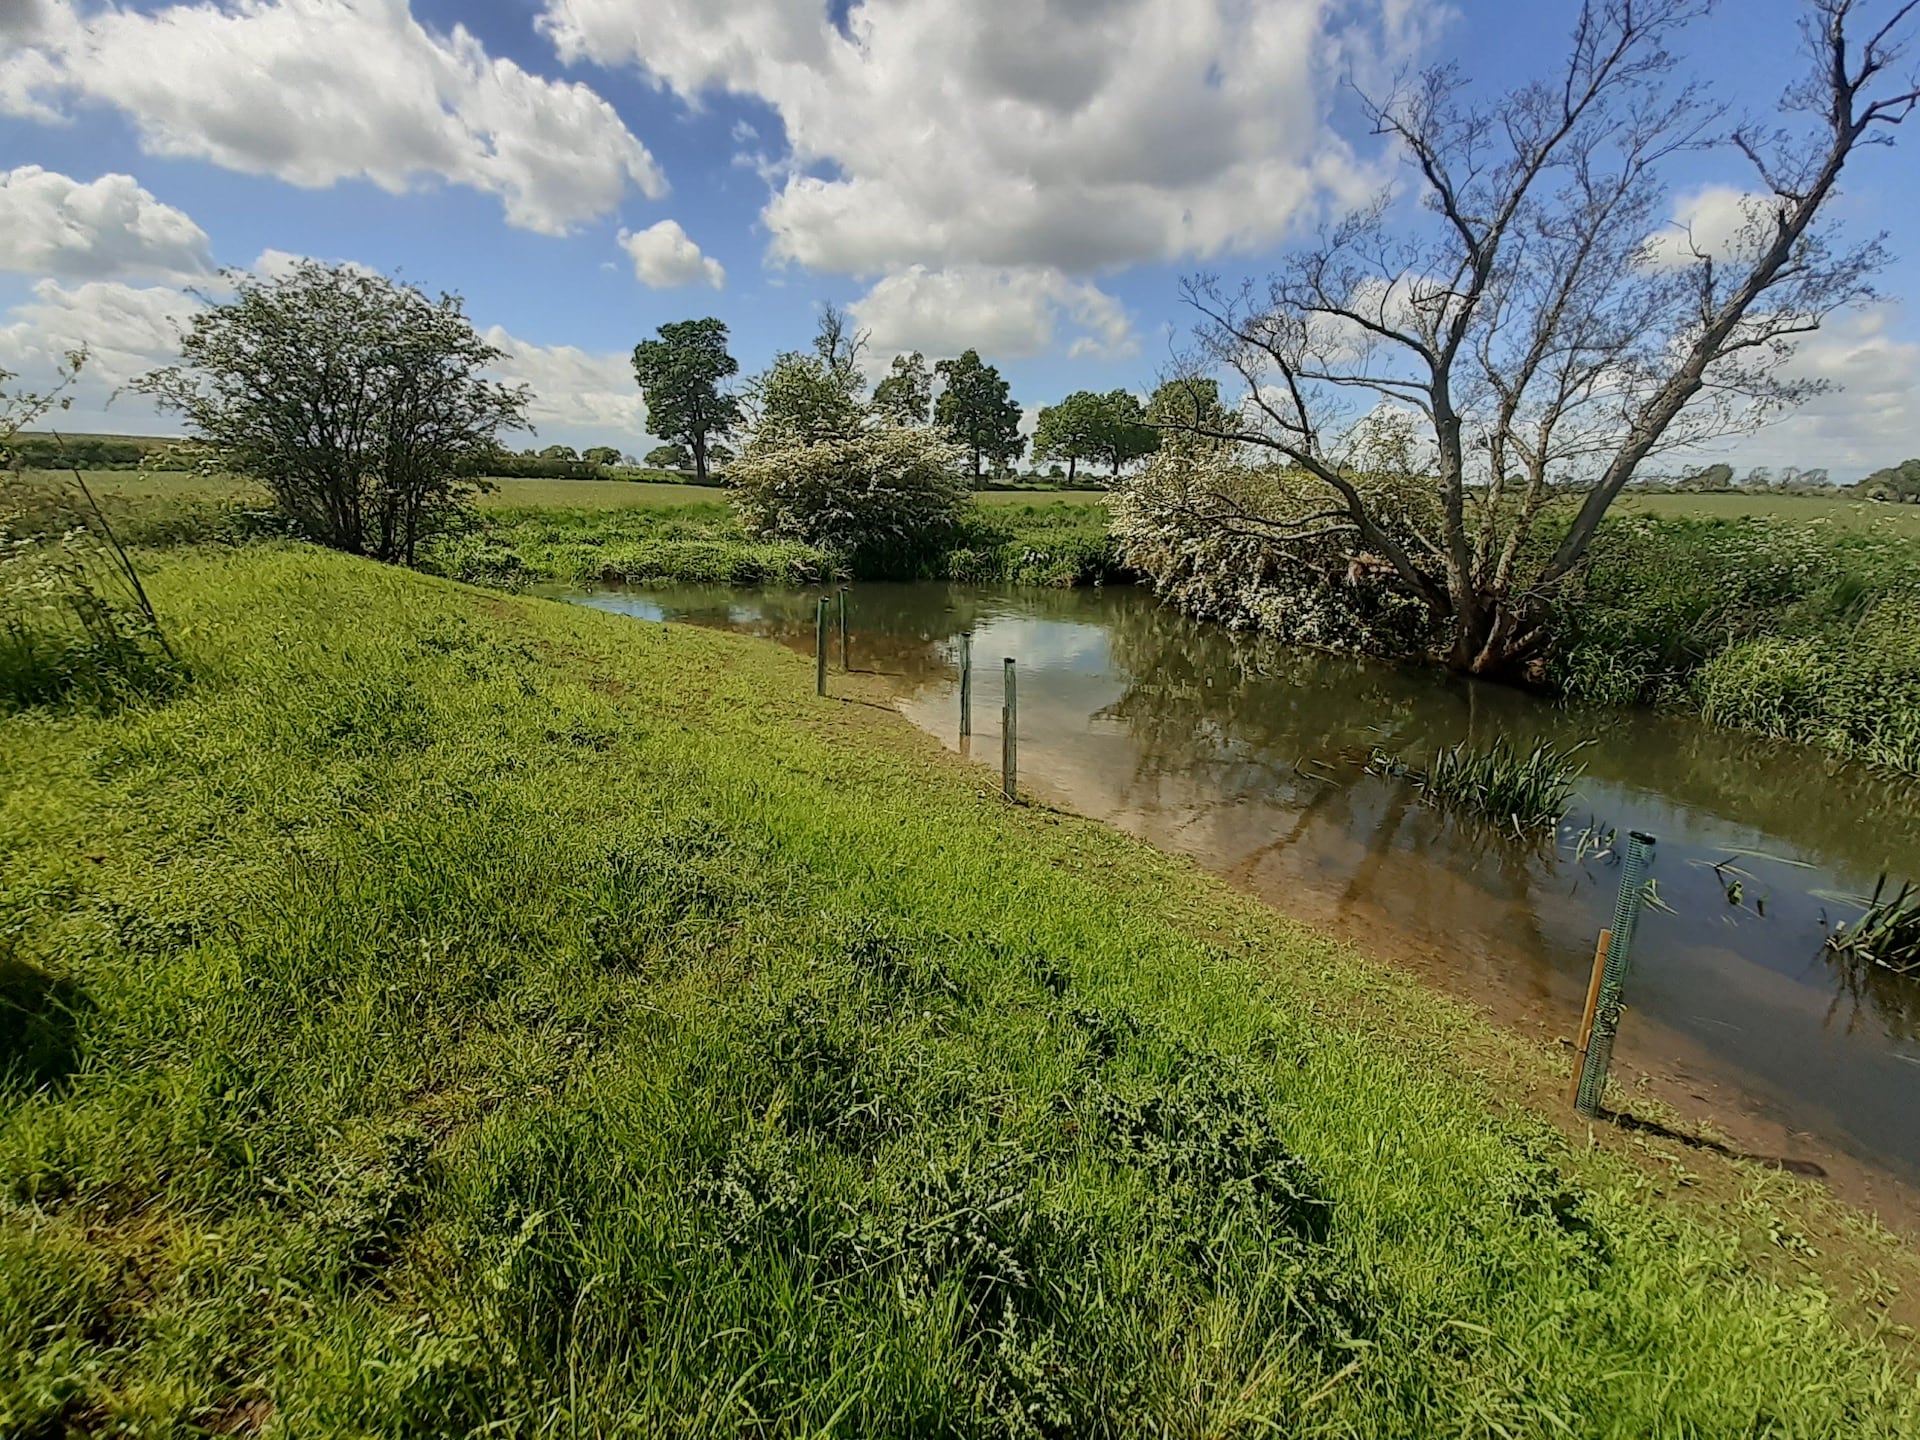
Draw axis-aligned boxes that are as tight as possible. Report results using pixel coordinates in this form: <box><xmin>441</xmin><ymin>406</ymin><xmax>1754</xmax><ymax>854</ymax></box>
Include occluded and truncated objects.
<box><xmin>2</xmin><ymin>0</ymin><xmax>1916</xmax><ymax>476</ymax></box>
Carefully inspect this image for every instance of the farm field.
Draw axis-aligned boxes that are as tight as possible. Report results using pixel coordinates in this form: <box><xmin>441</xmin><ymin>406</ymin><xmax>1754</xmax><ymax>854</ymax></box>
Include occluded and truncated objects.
<box><xmin>1617</xmin><ymin>490</ymin><xmax>1920</xmax><ymax>534</ymax></box>
<box><xmin>4</xmin><ymin>543</ymin><xmax>1917</xmax><ymax>1434</ymax></box>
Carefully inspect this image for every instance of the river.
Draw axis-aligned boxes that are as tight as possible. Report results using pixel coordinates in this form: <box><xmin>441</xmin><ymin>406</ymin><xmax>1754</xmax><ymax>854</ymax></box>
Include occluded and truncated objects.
<box><xmin>559</xmin><ymin>580</ymin><xmax>1920</xmax><ymax>1205</ymax></box>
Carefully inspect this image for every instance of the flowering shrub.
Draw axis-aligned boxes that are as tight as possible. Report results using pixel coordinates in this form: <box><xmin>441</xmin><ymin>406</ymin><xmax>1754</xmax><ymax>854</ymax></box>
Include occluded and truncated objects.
<box><xmin>1110</xmin><ymin>447</ymin><xmax>1438</xmax><ymax>654</ymax></box>
<box><xmin>729</xmin><ymin>424</ymin><xmax>970</xmax><ymax>577</ymax></box>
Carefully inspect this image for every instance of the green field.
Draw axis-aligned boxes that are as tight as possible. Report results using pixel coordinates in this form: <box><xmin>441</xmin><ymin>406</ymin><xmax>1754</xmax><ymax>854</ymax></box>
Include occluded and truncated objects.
<box><xmin>1618</xmin><ymin>491</ymin><xmax>1920</xmax><ymax>535</ymax></box>
<box><xmin>3</xmin><ymin>544</ymin><xmax>1918</xmax><ymax>1433</ymax></box>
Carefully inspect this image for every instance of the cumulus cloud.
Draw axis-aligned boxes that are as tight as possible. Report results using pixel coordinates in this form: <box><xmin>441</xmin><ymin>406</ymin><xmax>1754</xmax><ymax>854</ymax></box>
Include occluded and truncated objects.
<box><xmin>540</xmin><ymin>0</ymin><xmax>1398</xmax><ymax>275</ymax></box>
<box><xmin>3</xmin><ymin>0</ymin><xmax>663</xmax><ymax>235</ymax></box>
<box><xmin>0</xmin><ymin>277</ymin><xmax>201</xmax><ymax>403</ymax></box>
<box><xmin>0</xmin><ymin>264</ymin><xmax>647</xmax><ymax>448</ymax></box>
<box><xmin>481</xmin><ymin>325</ymin><xmax>647</xmax><ymax>436</ymax></box>
<box><xmin>0</xmin><ymin>167</ymin><xmax>212</xmax><ymax>281</ymax></box>
<box><xmin>1640</xmin><ymin>186</ymin><xmax>1773</xmax><ymax>270</ymax></box>
<box><xmin>619</xmin><ymin>220</ymin><xmax>726</xmax><ymax>289</ymax></box>
<box><xmin>1710</xmin><ymin>304</ymin><xmax>1920</xmax><ymax>478</ymax></box>
<box><xmin>850</xmin><ymin>265</ymin><xmax>1136</xmax><ymax>362</ymax></box>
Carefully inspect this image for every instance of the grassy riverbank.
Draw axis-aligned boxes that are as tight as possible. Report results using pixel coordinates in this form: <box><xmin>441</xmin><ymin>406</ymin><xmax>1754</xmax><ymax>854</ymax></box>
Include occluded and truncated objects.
<box><xmin>1552</xmin><ymin>512</ymin><xmax>1920</xmax><ymax>774</ymax></box>
<box><xmin>4</xmin><ymin>544</ymin><xmax>1918</xmax><ymax>1434</ymax></box>
<box><xmin>422</xmin><ymin>500</ymin><xmax>1127</xmax><ymax>589</ymax></box>
<box><xmin>24</xmin><ymin>471</ymin><xmax>1920</xmax><ymax>769</ymax></box>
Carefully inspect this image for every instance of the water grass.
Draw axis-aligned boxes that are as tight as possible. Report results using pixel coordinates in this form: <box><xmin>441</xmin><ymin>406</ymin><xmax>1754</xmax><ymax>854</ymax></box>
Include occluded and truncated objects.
<box><xmin>1827</xmin><ymin>874</ymin><xmax>1920</xmax><ymax>976</ymax></box>
<box><xmin>1369</xmin><ymin>735</ymin><xmax>1587</xmax><ymax>833</ymax></box>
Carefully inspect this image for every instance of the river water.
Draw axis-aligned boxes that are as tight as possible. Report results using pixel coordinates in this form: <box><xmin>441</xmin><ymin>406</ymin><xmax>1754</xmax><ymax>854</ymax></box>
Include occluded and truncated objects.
<box><xmin>561</xmin><ymin>581</ymin><xmax>1920</xmax><ymax>1192</ymax></box>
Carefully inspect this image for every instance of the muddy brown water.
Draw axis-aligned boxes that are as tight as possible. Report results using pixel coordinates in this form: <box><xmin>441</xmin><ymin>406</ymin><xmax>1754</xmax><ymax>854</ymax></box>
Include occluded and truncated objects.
<box><xmin>561</xmin><ymin>581</ymin><xmax>1920</xmax><ymax>1199</ymax></box>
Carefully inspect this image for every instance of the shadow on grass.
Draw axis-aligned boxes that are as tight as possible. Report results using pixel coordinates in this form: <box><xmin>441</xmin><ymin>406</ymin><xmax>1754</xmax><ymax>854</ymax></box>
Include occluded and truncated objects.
<box><xmin>0</xmin><ymin>955</ymin><xmax>91</xmax><ymax>1093</ymax></box>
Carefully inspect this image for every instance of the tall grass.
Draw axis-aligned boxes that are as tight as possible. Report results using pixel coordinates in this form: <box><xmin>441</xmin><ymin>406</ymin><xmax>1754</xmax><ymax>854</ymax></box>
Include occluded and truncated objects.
<box><xmin>1</xmin><ymin>470</ymin><xmax>182</xmax><ymax>713</ymax></box>
<box><xmin>1551</xmin><ymin>514</ymin><xmax>1920</xmax><ymax>775</ymax></box>
<box><xmin>2</xmin><ymin>546</ymin><xmax>1913</xmax><ymax>1434</ymax></box>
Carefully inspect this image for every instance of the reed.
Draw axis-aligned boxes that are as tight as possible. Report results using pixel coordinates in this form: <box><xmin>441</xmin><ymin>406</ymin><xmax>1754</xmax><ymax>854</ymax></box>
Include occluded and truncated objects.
<box><xmin>1371</xmin><ymin>735</ymin><xmax>1586</xmax><ymax>833</ymax></box>
<box><xmin>1827</xmin><ymin>874</ymin><xmax>1920</xmax><ymax>976</ymax></box>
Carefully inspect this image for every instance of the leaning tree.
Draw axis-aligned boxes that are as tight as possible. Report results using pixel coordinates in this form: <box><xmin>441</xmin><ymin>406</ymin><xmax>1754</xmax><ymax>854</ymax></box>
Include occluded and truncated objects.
<box><xmin>1164</xmin><ymin>0</ymin><xmax>1919</xmax><ymax>676</ymax></box>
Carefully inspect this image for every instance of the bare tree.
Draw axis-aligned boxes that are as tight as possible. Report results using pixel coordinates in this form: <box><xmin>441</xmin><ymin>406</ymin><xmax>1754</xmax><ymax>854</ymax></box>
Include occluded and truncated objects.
<box><xmin>1170</xmin><ymin>0</ymin><xmax>1919</xmax><ymax>676</ymax></box>
<box><xmin>812</xmin><ymin>302</ymin><xmax>871</xmax><ymax>392</ymax></box>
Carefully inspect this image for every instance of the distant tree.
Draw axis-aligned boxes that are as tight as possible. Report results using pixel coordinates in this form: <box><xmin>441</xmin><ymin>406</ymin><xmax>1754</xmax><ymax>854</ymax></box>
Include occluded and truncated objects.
<box><xmin>873</xmin><ymin>351</ymin><xmax>933</xmax><ymax>424</ymax></box>
<box><xmin>747</xmin><ymin>352</ymin><xmax>866</xmax><ymax>449</ymax></box>
<box><xmin>136</xmin><ymin>260</ymin><xmax>528</xmax><ymax>565</ymax></box>
<box><xmin>1858</xmin><ymin>457</ymin><xmax>1920</xmax><ymax>502</ymax></box>
<box><xmin>934</xmin><ymin>349</ymin><xmax>1024</xmax><ymax>483</ymax></box>
<box><xmin>541</xmin><ymin>444</ymin><xmax>580</xmax><ymax>462</ymax></box>
<box><xmin>581</xmin><ymin>445</ymin><xmax>622</xmax><ymax>467</ymax></box>
<box><xmin>645</xmin><ymin>442</ymin><xmax>691</xmax><ymax>470</ymax></box>
<box><xmin>1033</xmin><ymin>391</ymin><xmax>1105</xmax><ymax>484</ymax></box>
<box><xmin>1145</xmin><ymin>377</ymin><xmax>1235</xmax><ymax>455</ymax></box>
<box><xmin>631</xmin><ymin>318</ymin><xmax>743</xmax><ymax>486</ymax></box>
<box><xmin>1679</xmin><ymin>463</ymin><xmax>1736</xmax><ymax>491</ymax></box>
<box><xmin>1090</xmin><ymin>388</ymin><xmax>1159</xmax><ymax>478</ymax></box>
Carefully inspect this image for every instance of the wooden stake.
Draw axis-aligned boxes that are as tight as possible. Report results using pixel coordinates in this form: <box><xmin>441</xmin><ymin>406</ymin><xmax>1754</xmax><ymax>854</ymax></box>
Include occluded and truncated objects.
<box><xmin>1571</xmin><ymin>928</ymin><xmax>1612</xmax><ymax>1107</ymax></box>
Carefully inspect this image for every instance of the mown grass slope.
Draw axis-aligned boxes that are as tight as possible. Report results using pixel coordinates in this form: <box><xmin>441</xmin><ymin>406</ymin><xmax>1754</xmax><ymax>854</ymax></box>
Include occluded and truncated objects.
<box><xmin>3</xmin><ymin>544</ymin><xmax>1915</xmax><ymax>1436</ymax></box>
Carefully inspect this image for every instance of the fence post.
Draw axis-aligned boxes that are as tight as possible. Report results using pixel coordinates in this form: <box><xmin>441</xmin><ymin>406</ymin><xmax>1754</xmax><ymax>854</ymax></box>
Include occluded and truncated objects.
<box><xmin>959</xmin><ymin>632</ymin><xmax>973</xmax><ymax>739</ymax></box>
<box><xmin>815</xmin><ymin>596</ymin><xmax>828</xmax><ymax>697</ymax></box>
<box><xmin>1574</xmin><ymin>831</ymin><xmax>1657</xmax><ymax>1118</ymax></box>
<box><xmin>838</xmin><ymin>586</ymin><xmax>850</xmax><ymax>671</ymax></box>
<box><xmin>1001</xmin><ymin>657</ymin><xmax>1017</xmax><ymax>801</ymax></box>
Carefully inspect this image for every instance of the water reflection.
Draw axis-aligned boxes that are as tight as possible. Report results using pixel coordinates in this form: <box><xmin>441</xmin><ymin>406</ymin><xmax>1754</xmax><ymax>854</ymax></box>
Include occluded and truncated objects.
<box><xmin>565</xmin><ymin>581</ymin><xmax>1920</xmax><ymax>1178</ymax></box>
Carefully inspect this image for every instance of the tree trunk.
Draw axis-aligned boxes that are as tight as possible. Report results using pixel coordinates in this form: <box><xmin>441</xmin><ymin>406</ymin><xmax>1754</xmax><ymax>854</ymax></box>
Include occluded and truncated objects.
<box><xmin>691</xmin><ymin>432</ymin><xmax>708</xmax><ymax>487</ymax></box>
<box><xmin>1067</xmin><ymin>455</ymin><xmax>1077</xmax><ymax>485</ymax></box>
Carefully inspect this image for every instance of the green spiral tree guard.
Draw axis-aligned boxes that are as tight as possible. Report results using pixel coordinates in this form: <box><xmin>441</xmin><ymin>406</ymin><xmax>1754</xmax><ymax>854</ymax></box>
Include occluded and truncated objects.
<box><xmin>815</xmin><ymin>597</ymin><xmax>828</xmax><ymax>697</ymax></box>
<box><xmin>1575</xmin><ymin>831</ymin><xmax>1657</xmax><ymax>1118</ymax></box>
<box><xmin>959</xmin><ymin>632</ymin><xmax>973</xmax><ymax>739</ymax></box>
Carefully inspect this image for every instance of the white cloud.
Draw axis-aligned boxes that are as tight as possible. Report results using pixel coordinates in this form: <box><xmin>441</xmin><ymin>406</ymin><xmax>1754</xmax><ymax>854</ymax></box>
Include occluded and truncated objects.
<box><xmin>481</xmin><ymin>325</ymin><xmax>647</xmax><ymax>437</ymax></box>
<box><xmin>0</xmin><ymin>265</ymin><xmax>646</xmax><ymax>448</ymax></box>
<box><xmin>540</xmin><ymin>0</ymin><xmax>1403</xmax><ymax>275</ymax></box>
<box><xmin>0</xmin><ymin>167</ymin><xmax>212</xmax><ymax>281</ymax></box>
<box><xmin>0</xmin><ymin>278</ymin><xmax>202</xmax><ymax>401</ymax></box>
<box><xmin>1641</xmin><ymin>186</ymin><xmax>1773</xmax><ymax>270</ymax></box>
<box><xmin>618</xmin><ymin>220</ymin><xmax>725</xmax><ymax>289</ymax></box>
<box><xmin>4</xmin><ymin>1</ymin><xmax>663</xmax><ymax>235</ymax></box>
<box><xmin>1710</xmin><ymin>305</ymin><xmax>1920</xmax><ymax>478</ymax></box>
<box><xmin>850</xmin><ymin>265</ymin><xmax>1136</xmax><ymax>362</ymax></box>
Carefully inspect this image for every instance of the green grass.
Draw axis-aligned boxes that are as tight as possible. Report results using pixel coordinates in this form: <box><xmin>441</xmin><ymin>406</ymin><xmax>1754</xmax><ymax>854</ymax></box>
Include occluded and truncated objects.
<box><xmin>1369</xmin><ymin>737</ymin><xmax>1586</xmax><ymax>834</ymax></box>
<box><xmin>2</xmin><ymin>544</ymin><xmax>1917</xmax><ymax>1434</ymax></box>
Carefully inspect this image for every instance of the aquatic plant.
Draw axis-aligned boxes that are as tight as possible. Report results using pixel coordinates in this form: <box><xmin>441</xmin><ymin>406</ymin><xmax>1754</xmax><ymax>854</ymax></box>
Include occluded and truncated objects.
<box><xmin>1826</xmin><ymin>874</ymin><xmax>1920</xmax><ymax>976</ymax></box>
<box><xmin>1371</xmin><ymin>735</ymin><xmax>1586</xmax><ymax>833</ymax></box>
